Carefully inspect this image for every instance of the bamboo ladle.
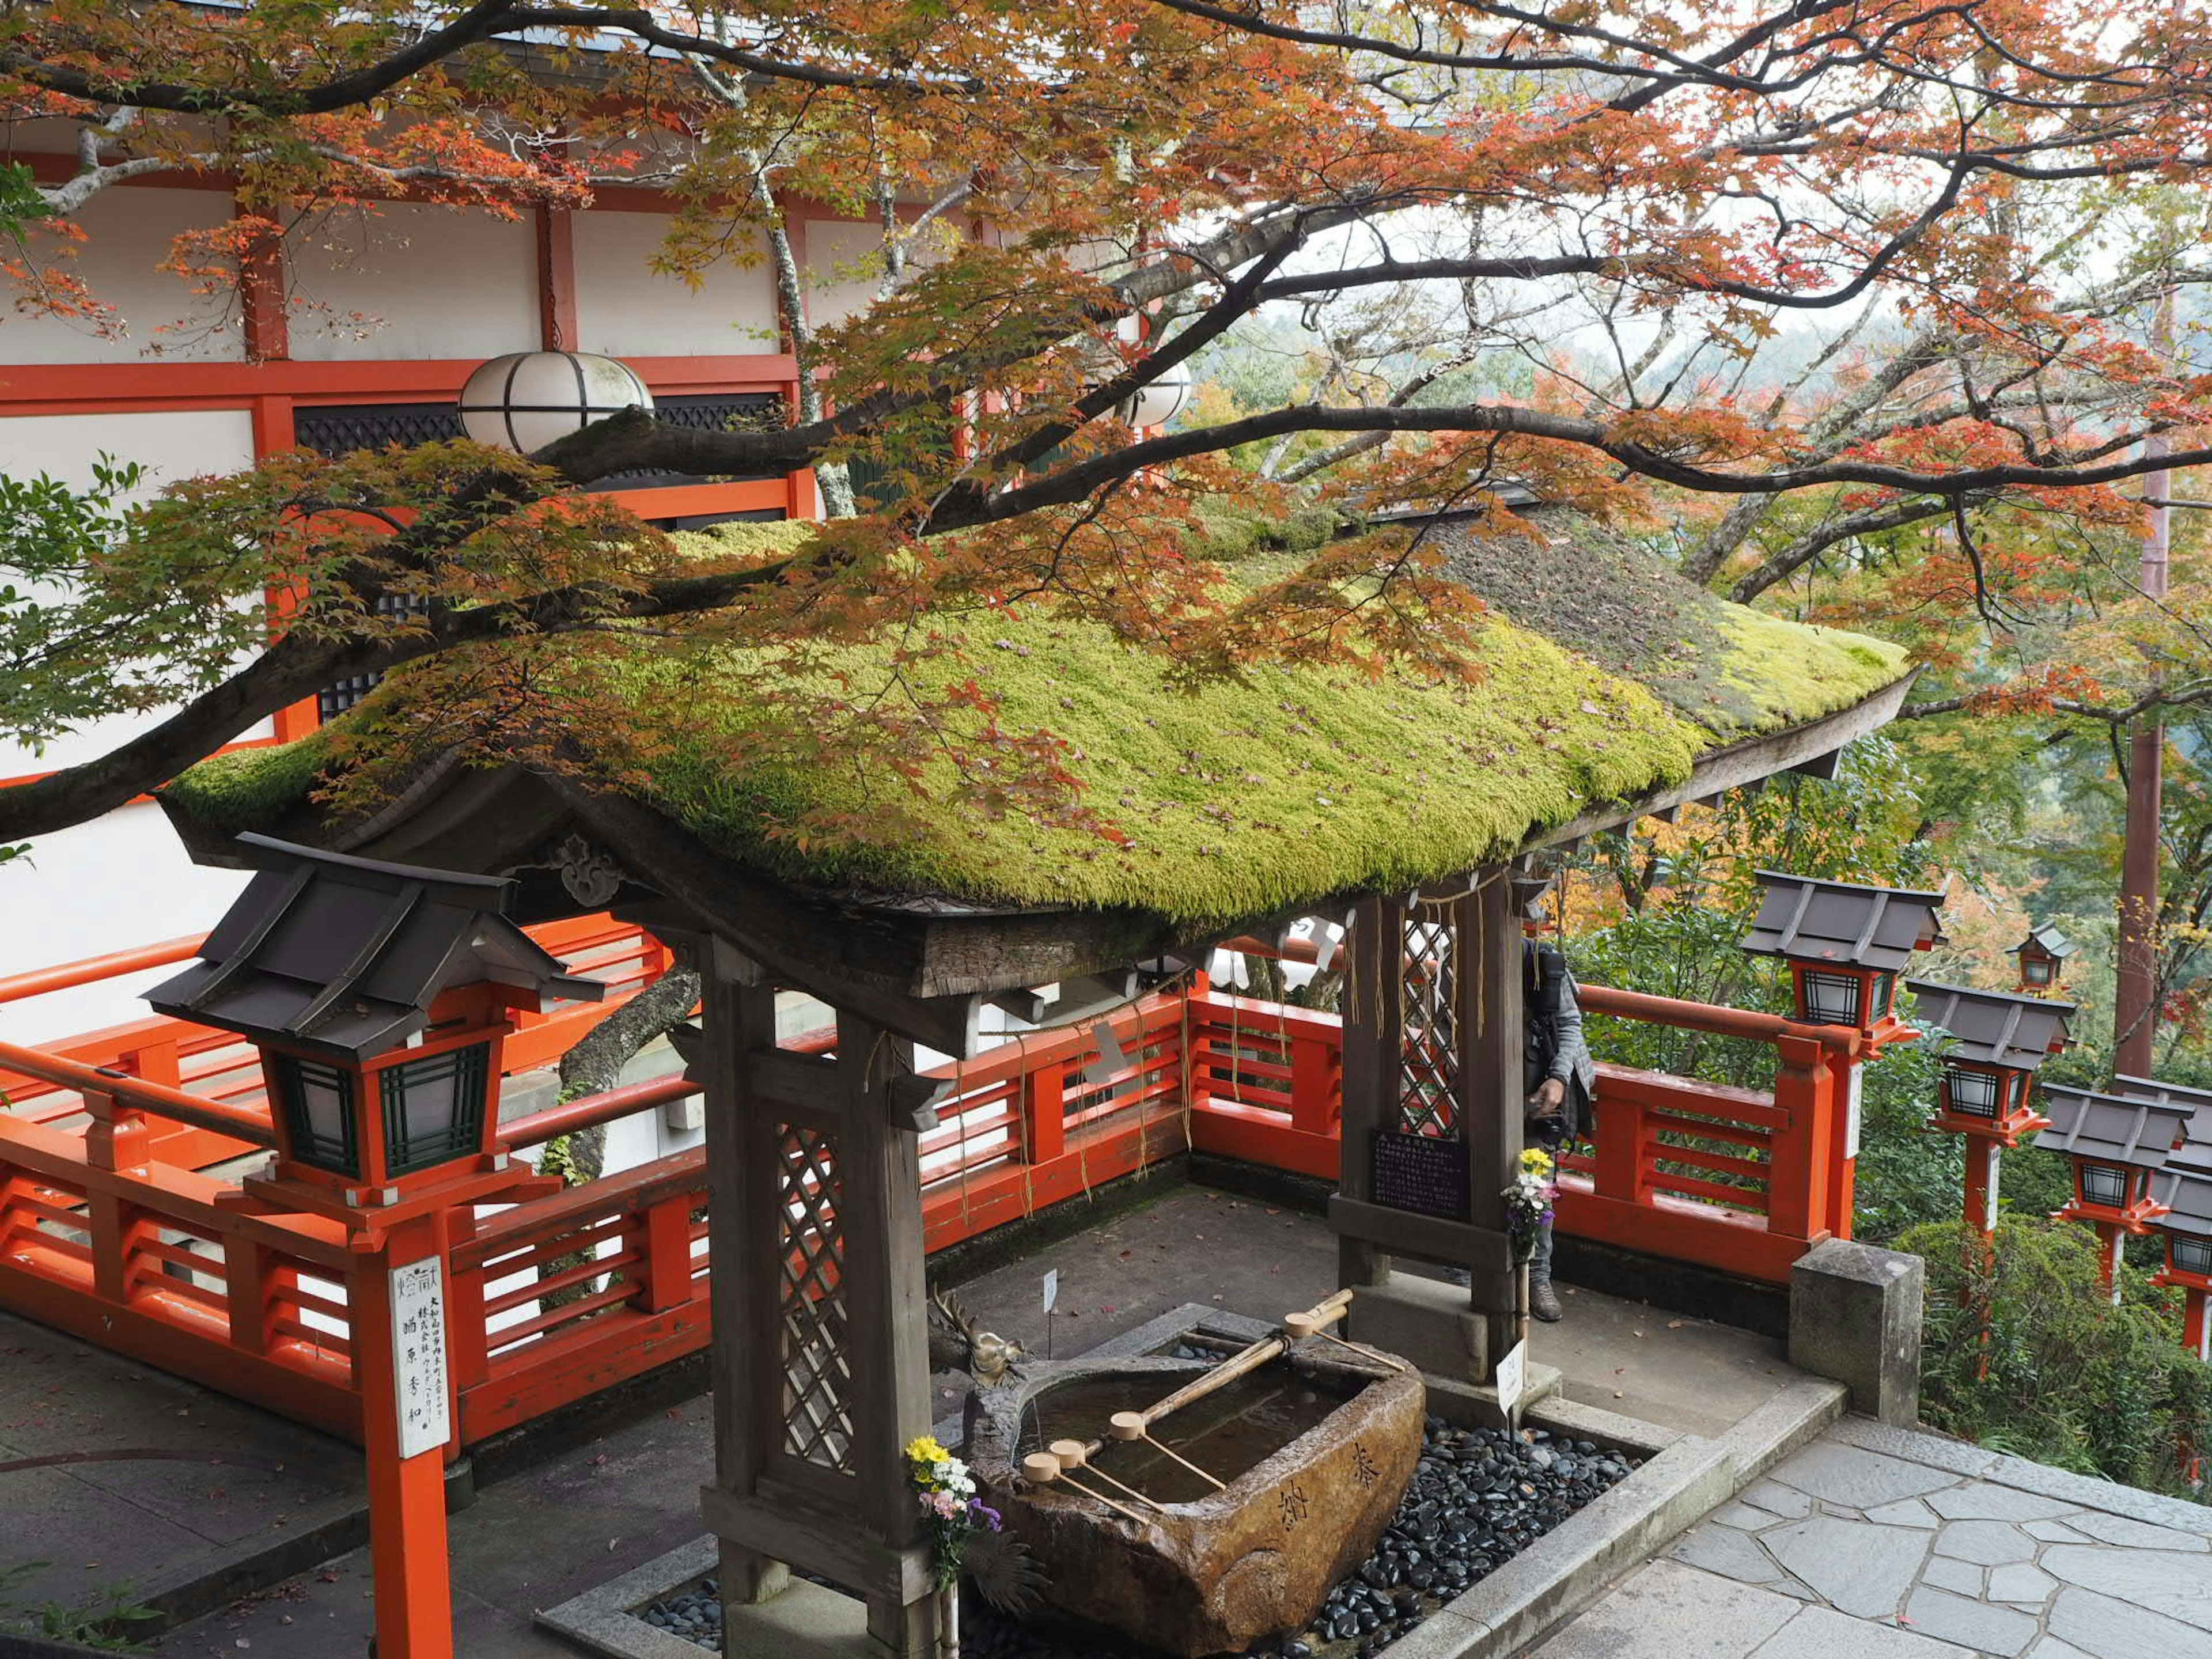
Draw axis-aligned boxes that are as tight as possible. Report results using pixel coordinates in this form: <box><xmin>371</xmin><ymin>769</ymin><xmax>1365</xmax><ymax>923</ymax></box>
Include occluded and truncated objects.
<box><xmin>1020</xmin><ymin>1450</ymin><xmax>1152</xmax><ymax>1524</ymax></box>
<box><xmin>1048</xmin><ymin>1438</ymin><xmax>1162</xmax><ymax>1510</ymax></box>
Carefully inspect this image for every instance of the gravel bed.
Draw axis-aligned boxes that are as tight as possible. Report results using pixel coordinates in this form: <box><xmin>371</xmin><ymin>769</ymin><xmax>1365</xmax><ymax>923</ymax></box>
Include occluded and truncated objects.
<box><xmin>633</xmin><ymin>1416</ymin><xmax>1639</xmax><ymax>1658</ymax></box>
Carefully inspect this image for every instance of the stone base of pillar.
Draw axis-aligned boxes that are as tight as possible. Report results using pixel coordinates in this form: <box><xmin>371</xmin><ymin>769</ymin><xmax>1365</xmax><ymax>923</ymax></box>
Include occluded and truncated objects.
<box><xmin>1423</xmin><ymin>1361</ymin><xmax>1565</xmax><ymax>1432</ymax></box>
<box><xmin>1344</xmin><ymin>1268</ymin><xmax>1498</xmax><ymax>1382</ymax></box>
<box><xmin>1787</xmin><ymin>1238</ymin><xmax>1923</xmax><ymax>1426</ymax></box>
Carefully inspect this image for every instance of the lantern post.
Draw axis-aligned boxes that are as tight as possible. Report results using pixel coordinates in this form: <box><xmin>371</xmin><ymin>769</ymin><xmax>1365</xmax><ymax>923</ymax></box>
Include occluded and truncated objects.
<box><xmin>145</xmin><ymin>834</ymin><xmax>604</xmax><ymax>1659</ymax></box>
<box><xmin>1902</xmin><ymin>982</ymin><xmax>2073</xmax><ymax>1238</ymax></box>
<box><xmin>1740</xmin><ymin>873</ymin><xmax>1947</xmax><ymax>1236</ymax></box>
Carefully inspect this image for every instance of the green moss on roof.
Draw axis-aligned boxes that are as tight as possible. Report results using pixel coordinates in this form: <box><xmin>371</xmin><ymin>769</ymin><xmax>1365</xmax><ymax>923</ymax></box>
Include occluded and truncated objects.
<box><xmin>167</xmin><ymin>512</ymin><xmax>1907</xmax><ymax>927</ymax></box>
<box><xmin>166</xmin><ymin>730</ymin><xmax>334</xmax><ymax>835</ymax></box>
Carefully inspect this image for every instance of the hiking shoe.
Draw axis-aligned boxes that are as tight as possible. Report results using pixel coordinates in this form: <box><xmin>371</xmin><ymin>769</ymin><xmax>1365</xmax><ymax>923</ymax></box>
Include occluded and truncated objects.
<box><xmin>1531</xmin><ymin>1279</ymin><xmax>1563</xmax><ymax>1323</ymax></box>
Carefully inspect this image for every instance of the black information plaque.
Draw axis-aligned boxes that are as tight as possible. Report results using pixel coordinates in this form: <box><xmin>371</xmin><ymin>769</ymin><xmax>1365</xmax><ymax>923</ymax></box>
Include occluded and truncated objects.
<box><xmin>1370</xmin><ymin>1128</ymin><xmax>1469</xmax><ymax>1220</ymax></box>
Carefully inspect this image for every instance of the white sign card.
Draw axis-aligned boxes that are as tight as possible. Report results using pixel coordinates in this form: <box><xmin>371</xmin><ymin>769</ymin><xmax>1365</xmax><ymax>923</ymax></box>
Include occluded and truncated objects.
<box><xmin>1495</xmin><ymin>1340</ymin><xmax>1528</xmax><ymax>1415</ymax></box>
<box><xmin>389</xmin><ymin>1256</ymin><xmax>451</xmax><ymax>1460</ymax></box>
<box><xmin>1042</xmin><ymin>1268</ymin><xmax>1059</xmax><ymax>1313</ymax></box>
<box><xmin>1844</xmin><ymin>1063</ymin><xmax>1865</xmax><ymax>1160</ymax></box>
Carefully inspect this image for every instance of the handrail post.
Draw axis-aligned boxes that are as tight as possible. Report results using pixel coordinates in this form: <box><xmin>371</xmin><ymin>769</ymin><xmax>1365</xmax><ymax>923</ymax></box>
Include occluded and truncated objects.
<box><xmin>1289</xmin><ymin>1032</ymin><xmax>1338</xmax><ymax>1136</ymax></box>
<box><xmin>445</xmin><ymin>1209</ymin><xmax>489</xmax><ymax>1395</ymax></box>
<box><xmin>1024</xmin><ymin>1060</ymin><xmax>1067</xmax><ymax>1163</ymax></box>
<box><xmin>82</xmin><ymin>1089</ymin><xmax>151</xmax><ymax>1304</ymax></box>
<box><xmin>639</xmin><ymin>1192</ymin><xmax>695</xmax><ymax>1312</ymax></box>
<box><xmin>224</xmin><ymin>1237</ymin><xmax>274</xmax><ymax>1355</ymax></box>
<box><xmin>1185</xmin><ymin>974</ymin><xmax>1214</xmax><ymax>1115</ymax></box>
<box><xmin>1767</xmin><ymin>1035</ymin><xmax>1834</xmax><ymax>1243</ymax></box>
<box><xmin>1589</xmin><ymin>1072</ymin><xmax>1647</xmax><ymax>1206</ymax></box>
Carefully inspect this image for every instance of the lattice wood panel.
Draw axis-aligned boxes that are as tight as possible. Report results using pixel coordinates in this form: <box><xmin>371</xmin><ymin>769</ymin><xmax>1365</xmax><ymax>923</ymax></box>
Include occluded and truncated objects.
<box><xmin>1399</xmin><ymin>911</ymin><xmax>1459</xmax><ymax>1137</ymax></box>
<box><xmin>777</xmin><ymin>1124</ymin><xmax>856</xmax><ymax>1474</ymax></box>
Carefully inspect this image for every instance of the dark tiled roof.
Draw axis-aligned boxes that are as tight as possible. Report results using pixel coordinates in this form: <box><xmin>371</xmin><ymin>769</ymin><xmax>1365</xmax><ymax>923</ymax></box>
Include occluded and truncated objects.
<box><xmin>1740</xmin><ymin>873</ymin><xmax>1948</xmax><ymax>972</ymax></box>
<box><xmin>1904</xmin><ymin>980</ymin><xmax>2073</xmax><ymax>1071</ymax></box>
<box><xmin>147</xmin><ymin>833</ymin><xmax>603</xmax><ymax>1060</ymax></box>
<box><xmin>2152</xmin><ymin>1165</ymin><xmax>2212</xmax><ymax>1238</ymax></box>
<box><xmin>2111</xmin><ymin>1074</ymin><xmax>2212</xmax><ymax>1143</ymax></box>
<box><xmin>2033</xmin><ymin>1085</ymin><xmax>2195</xmax><ymax>1171</ymax></box>
<box><xmin>2008</xmin><ymin>923</ymin><xmax>2077</xmax><ymax>960</ymax></box>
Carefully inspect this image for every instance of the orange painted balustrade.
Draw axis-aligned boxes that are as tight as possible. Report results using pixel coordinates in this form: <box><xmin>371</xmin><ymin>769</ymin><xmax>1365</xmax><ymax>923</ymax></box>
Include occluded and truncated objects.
<box><xmin>0</xmin><ymin>948</ymin><xmax>1855</xmax><ymax>1453</ymax></box>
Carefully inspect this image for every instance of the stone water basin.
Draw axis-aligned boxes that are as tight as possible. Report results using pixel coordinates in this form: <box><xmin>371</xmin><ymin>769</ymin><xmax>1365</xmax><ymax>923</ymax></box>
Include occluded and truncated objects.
<box><xmin>966</xmin><ymin>1344</ymin><xmax>1424</xmax><ymax>1658</ymax></box>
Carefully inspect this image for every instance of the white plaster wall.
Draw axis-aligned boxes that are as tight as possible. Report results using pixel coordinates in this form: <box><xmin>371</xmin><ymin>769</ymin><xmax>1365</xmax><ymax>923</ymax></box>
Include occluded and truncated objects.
<box><xmin>286</xmin><ymin>203</ymin><xmax>538</xmax><ymax>361</ymax></box>
<box><xmin>0</xmin><ymin>408</ymin><xmax>263</xmax><ymax>1040</ymax></box>
<box><xmin>572</xmin><ymin>210</ymin><xmax>777</xmax><ymax>357</ymax></box>
<box><xmin>0</xmin><ymin>409</ymin><xmax>271</xmax><ymax>778</ymax></box>
<box><xmin>801</xmin><ymin>218</ymin><xmax>885</xmax><ymax>328</ymax></box>
<box><xmin>0</xmin><ymin>802</ymin><xmax>252</xmax><ymax>1044</ymax></box>
<box><xmin>0</xmin><ymin>187</ymin><xmax>243</xmax><ymax>363</ymax></box>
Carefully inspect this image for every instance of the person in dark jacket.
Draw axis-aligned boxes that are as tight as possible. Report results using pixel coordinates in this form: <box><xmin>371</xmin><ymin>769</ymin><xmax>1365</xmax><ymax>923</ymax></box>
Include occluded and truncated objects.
<box><xmin>1522</xmin><ymin>927</ymin><xmax>1594</xmax><ymax>1322</ymax></box>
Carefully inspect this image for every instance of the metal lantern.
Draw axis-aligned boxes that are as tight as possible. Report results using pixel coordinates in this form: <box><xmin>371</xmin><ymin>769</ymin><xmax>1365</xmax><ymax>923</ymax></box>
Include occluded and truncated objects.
<box><xmin>147</xmin><ymin>832</ymin><xmax>602</xmax><ymax>1211</ymax></box>
<box><xmin>1799</xmin><ymin>969</ymin><xmax>1872</xmax><ymax>1027</ymax></box>
<box><xmin>1941</xmin><ymin>1063</ymin><xmax>2003</xmax><ymax>1120</ymax></box>
<box><xmin>2008</xmin><ymin>923</ymin><xmax>2077</xmax><ymax>994</ymax></box>
<box><xmin>1740</xmin><ymin>872</ymin><xmax>1944</xmax><ymax>1034</ymax></box>
<box><xmin>457</xmin><ymin>351</ymin><xmax>654</xmax><ymax>453</ymax></box>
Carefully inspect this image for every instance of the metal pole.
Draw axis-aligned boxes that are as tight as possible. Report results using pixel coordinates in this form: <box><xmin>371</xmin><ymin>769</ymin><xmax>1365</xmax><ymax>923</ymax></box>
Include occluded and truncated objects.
<box><xmin>2116</xmin><ymin>287</ymin><xmax>2174</xmax><ymax>1079</ymax></box>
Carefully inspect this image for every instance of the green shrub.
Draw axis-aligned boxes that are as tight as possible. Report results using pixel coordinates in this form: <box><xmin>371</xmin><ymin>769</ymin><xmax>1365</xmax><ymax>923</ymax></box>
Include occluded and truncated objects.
<box><xmin>1900</xmin><ymin>1215</ymin><xmax>2212</xmax><ymax>1497</ymax></box>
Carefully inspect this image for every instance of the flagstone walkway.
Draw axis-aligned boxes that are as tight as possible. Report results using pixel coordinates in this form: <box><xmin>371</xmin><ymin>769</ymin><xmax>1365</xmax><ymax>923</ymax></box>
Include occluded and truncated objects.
<box><xmin>1531</xmin><ymin>1415</ymin><xmax>2212</xmax><ymax>1659</ymax></box>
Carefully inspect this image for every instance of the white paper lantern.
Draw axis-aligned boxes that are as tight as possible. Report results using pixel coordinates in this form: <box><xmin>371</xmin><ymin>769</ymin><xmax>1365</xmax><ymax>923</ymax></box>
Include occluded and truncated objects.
<box><xmin>456</xmin><ymin>351</ymin><xmax>654</xmax><ymax>453</ymax></box>
<box><xmin>1116</xmin><ymin>368</ymin><xmax>1193</xmax><ymax>430</ymax></box>
<box><xmin>1092</xmin><ymin>315</ymin><xmax>1193</xmax><ymax>431</ymax></box>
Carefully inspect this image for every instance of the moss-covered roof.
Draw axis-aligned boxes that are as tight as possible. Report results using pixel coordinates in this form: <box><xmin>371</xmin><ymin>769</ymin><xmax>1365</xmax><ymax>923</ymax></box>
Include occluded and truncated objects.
<box><xmin>166</xmin><ymin>509</ymin><xmax>1907</xmax><ymax>929</ymax></box>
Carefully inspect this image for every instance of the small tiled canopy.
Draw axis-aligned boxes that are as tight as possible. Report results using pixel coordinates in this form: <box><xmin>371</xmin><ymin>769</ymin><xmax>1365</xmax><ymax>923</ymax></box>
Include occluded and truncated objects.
<box><xmin>2008</xmin><ymin>923</ymin><xmax>2077</xmax><ymax>963</ymax></box>
<box><xmin>1903</xmin><ymin>980</ymin><xmax>2074</xmax><ymax>1070</ymax></box>
<box><xmin>147</xmin><ymin>832</ymin><xmax>603</xmax><ymax>1060</ymax></box>
<box><xmin>2033</xmin><ymin>1085</ymin><xmax>2195</xmax><ymax>1172</ymax></box>
<box><xmin>1740</xmin><ymin>872</ymin><xmax>1948</xmax><ymax>971</ymax></box>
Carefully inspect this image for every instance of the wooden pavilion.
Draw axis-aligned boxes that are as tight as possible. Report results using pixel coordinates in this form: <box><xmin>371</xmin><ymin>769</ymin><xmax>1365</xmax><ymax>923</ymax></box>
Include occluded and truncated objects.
<box><xmin>154</xmin><ymin>506</ymin><xmax>1916</xmax><ymax>1656</ymax></box>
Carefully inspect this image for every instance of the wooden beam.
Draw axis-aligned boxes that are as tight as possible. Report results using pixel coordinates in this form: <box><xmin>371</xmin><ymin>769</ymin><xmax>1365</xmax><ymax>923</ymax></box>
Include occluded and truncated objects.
<box><xmin>1334</xmin><ymin>893</ymin><xmax>1403</xmax><ymax>1288</ymax></box>
<box><xmin>536</xmin><ymin>207</ymin><xmax>578</xmax><ymax>352</ymax></box>
<box><xmin>236</xmin><ymin>204</ymin><xmax>289</xmax><ymax>363</ymax></box>
<box><xmin>1524</xmin><ymin>669</ymin><xmax>1918</xmax><ymax>855</ymax></box>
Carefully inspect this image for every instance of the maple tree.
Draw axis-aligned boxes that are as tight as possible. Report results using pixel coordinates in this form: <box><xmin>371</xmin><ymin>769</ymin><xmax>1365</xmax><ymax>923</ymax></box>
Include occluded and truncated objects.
<box><xmin>6</xmin><ymin>0</ymin><xmax>2212</xmax><ymax>851</ymax></box>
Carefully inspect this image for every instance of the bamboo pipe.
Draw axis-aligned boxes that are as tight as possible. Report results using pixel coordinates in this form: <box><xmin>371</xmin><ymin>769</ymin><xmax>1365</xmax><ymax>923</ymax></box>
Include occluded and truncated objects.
<box><xmin>1287</xmin><ymin>1300</ymin><xmax>1410</xmax><ymax>1370</ymax></box>
<box><xmin>1141</xmin><ymin>1289</ymin><xmax>1356</xmax><ymax>1431</ymax></box>
<box><xmin>1049</xmin><ymin>1439</ymin><xmax>1162</xmax><ymax>1510</ymax></box>
<box><xmin>1061</xmin><ymin>1290</ymin><xmax>1363</xmax><ymax>1471</ymax></box>
<box><xmin>1020</xmin><ymin>1452</ymin><xmax>1150</xmax><ymax>1525</ymax></box>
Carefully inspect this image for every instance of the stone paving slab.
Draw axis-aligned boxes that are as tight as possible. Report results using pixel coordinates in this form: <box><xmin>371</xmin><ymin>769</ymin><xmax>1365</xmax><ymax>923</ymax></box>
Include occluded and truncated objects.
<box><xmin>1650</xmin><ymin>1415</ymin><xmax>2212</xmax><ymax>1659</ymax></box>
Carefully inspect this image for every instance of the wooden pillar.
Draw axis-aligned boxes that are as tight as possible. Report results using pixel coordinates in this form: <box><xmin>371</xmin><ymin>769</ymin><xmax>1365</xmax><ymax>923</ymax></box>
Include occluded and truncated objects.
<box><xmin>1330</xmin><ymin>876</ymin><xmax>1522</xmax><ymax>1383</ymax></box>
<box><xmin>699</xmin><ymin>941</ymin><xmax>937</xmax><ymax>1657</ymax></box>
<box><xmin>1335</xmin><ymin>893</ymin><xmax>1402</xmax><ymax>1289</ymax></box>
<box><xmin>2184</xmin><ymin>1286</ymin><xmax>2210</xmax><ymax>1362</ymax></box>
<box><xmin>2097</xmin><ymin>1221</ymin><xmax>2125</xmax><ymax>1304</ymax></box>
<box><xmin>702</xmin><ymin>952</ymin><xmax>789</xmax><ymax>1605</ymax></box>
<box><xmin>1457</xmin><ymin>875</ymin><xmax>1524</xmax><ymax>1366</ymax></box>
<box><xmin>1963</xmin><ymin>1139</ymin><xmax>2002</xmax><ymax>1238</ymax></box>
<box><xmin>836</xmin><ymin>1009</ymin><xmax>937</xmax><ymax>1658</ymax></box>
<box><xmin>357</xmin><ymin>1215</ymin><xmax>456</xmax><ymax>1659</ymax></box>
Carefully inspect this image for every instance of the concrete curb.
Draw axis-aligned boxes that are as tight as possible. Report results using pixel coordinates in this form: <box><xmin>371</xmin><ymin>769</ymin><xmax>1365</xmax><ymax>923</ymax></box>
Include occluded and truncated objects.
<box><xmin>121</xmin><ymin>1454</ymin><xmax>475</xmax><ymax>1635</ymax></box>
<box><xmin>536</xmin><ymin>1536</ymin><xmax>876</xmax><ymax>1659</ymax></box>
<box><xmin>1384</xmin><ymin>1376</ymin><xmax>1848</xmax><ymax>1659</ymax></box>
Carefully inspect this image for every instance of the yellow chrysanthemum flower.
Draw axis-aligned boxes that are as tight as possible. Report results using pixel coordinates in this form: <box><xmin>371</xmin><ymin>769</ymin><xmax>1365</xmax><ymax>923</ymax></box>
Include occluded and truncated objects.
<box><xmin>905</xmin><ymin>1435</ymin><xmax>949</xmax><ymax>1465</ymax></box>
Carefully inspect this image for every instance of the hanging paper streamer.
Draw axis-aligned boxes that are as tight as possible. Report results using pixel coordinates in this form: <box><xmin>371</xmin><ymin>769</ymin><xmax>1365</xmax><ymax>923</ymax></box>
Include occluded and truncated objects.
<box><xmin>1314</xmin><ymin>918</ymin><xmax>1347</xmax><ymax>973</ymax></box>
<box><xmin>1081</xmin><ymin>1018</ymin><xmax>1128</xmax><ymax>1088</ymax></box>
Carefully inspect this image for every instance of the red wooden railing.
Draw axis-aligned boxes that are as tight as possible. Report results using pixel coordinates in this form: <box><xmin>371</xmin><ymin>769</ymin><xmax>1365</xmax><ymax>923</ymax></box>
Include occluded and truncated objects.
<box><xmin>0</xmin><ymin>940</ymin><xmax>1858</xmax><ymax>1450</ymax></box>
